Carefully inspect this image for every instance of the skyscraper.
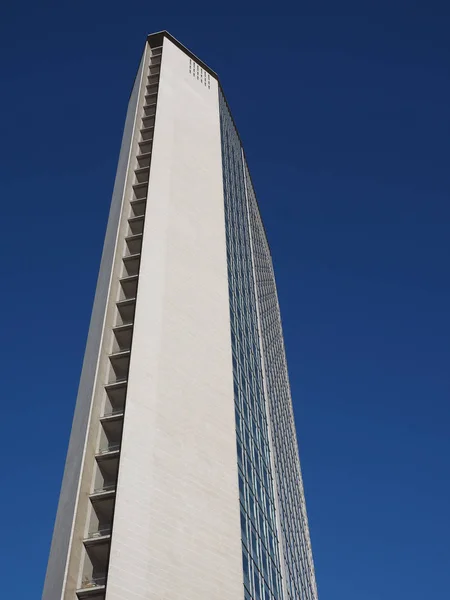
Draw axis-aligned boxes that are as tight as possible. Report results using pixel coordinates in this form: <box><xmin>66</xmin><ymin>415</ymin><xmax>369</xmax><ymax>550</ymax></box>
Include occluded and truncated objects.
<box><xmin>43</xmin><ymin>31</ymin><xmax>319</xmax><ymax>600</ymax></box>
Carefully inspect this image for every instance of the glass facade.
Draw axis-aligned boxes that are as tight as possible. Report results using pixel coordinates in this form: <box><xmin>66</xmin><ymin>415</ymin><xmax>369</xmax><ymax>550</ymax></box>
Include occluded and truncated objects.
<box><xmin>220</xmin><ymin>92</ymin><xmax>318</xmax><ymax>600</ymax></box>
<box><xmin>220</xmin><ymin>92</ymin><xmax>284</xmax><ymax>600</ymax></box>
<box><xmin>246</xmin><ymin>172</ymin><xmax>318</xmax><ymax>600</ymax></box>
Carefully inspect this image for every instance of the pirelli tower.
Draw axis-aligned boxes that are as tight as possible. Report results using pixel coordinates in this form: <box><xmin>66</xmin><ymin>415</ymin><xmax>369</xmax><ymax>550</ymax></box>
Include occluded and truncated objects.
<box><xmin>43</xmin><ymin>30</ymin><xmax>319</xmax><ymax>600</ymax></box>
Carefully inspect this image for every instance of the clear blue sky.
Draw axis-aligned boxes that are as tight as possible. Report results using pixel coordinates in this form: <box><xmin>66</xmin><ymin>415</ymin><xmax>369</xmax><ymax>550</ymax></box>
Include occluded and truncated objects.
<box><xmin>1</xmin><ymin>3</ymin><xmax>449</xmax><ymax>598</ymax></box>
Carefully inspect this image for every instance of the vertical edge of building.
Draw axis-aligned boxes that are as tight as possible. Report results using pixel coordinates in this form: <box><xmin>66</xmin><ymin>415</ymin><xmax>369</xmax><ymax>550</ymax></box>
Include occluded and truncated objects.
<box><xmin>42</xmin><ymin>49</ymin><xmax>146</xmax><ymax>600</ymax></box>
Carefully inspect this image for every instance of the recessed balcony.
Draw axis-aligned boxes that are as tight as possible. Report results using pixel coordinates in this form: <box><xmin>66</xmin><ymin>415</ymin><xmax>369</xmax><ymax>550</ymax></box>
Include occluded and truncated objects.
<box><xmin>146</xmin><ymin>83</ymin><xmax>158</xmax><ymax>97</ymax></box>
<box><xmin>136</xmin><ymin>152</ymin><xmax>151</xmax><ymax>169</ymax></box>
<box><xmin>112</xmin><ymin>323</ymin><xmax>133</xmax><ymax>353</ymax></box>
<box><xmin>125</xmin><ymin>233</ymin><xmax>143</xmax><ymax>256</ymax></box>
<box><xmin>84</xmin><ymin>526</ymin><xmax>111</xmax><ymax>544</ymax></box>
<box><xmin>108</xmin><ymin>349</ymin><xmax>130</xmax><ymax>383</ymax></box>
<box><xmin>100</xmin><ymin>413</ymin><xmax>123</xmax><ymax>450</ymax></box>
<box><xmin>141</xmin><ymin>115</ymin><xmax>155</xmax><ymax>130</ymax></box>
<box><xmin>138</xmin><ymin>139</ymin><xmax>152</xmax><ymax>155</ymax></box>
<box><xmin>80</xmin><ymin>541</ymin><xmax>109</xmax><ymax>596</ymax></box>
<box><xmin>147</xmin><ymin>74</ymin><xmax>159</xmax><ymax>86</ymax></box>
<box><xmin>130</xmin><ymin>197</ymin><xmax>146</xmax><ymax>217</ymax></box>
<box><xmin>104</xmin><ymin>380</ymin><xmax>127</xmax><ymax>414</ymax></box>
<box><xmin>94</xmin><ymin>452</ymin><xmax>119</xmax><ymax>488</ymax></box>
<box><xmin>128</xmin><ymin>215</ymin><xmax>144</xmax><ymax>235</ymax></box>
<box><xmin>134</xmin><ymin>167</ymin><xmax>149</xmax><ymax>184</ymax></box>
<box><xmin>122</xmin><ymin>254</ymin><xmax>140</xmax><ymax>278</ymax></box>
<box><xmin>101</xmin><ymin>407</ymin><xmax>124</xmax><ymax>421</ymax></box>
<box><xmin>140</xmin><ymin>127</ymin><xmax>154</xmax><ymax>143</ymax></box>
<box><xmin>143</xmin><ymin>103</ymin><xmax>156</xmax><ymax>117</ymax></box>
<box><xmin>76</xmin><ymin>575</ymin><xmax>106</xmax><ymax>598</ymax></box>
<box><xmin>95</xmin><ymin>442</ymin><xmax>120</xmax><ymax>461</ymax></box>
<box><xmin>148</xmin><ymin>64</ymin><xmax>160</xmax><ymax>76</ymax></box>
<box><xmin>116</xmin><ymin>298</ymin><xmax>135</xmax><ymax>326</ymax></box>
<box><xmin>119</xmin><ymin>274</ymin><xmax>138</xmax><ymax>300</ymax></box>
<box><xmin>89</xmin><ymin>483</ymin><xmax>116</xmax><ymax>502</ymax></box>
<box><xmin>132</xmin><ymin>181</ymin><xmax>148</xmax><ymax>200</ymax></box>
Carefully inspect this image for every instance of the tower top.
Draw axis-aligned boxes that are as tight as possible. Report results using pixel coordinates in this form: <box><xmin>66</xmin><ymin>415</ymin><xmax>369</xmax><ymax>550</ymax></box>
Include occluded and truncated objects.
<box><xmin>147</xmin><ymin>30</ymin><xmax>218</xmax><ymax>79</ymax></box>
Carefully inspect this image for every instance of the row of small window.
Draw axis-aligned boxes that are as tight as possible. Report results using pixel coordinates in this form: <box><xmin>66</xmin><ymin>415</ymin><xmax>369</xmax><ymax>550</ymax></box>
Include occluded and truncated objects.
<box><xmin>234</xmin><ymin>380</ymin><xmax>268</xmax><ymax>436</ymax></box>
<box><xmin>242</xmin><ymin>547</ymin><xmax>282</xmax><ymax>600</ymax></box>
<box><xmin>230</xmin><ymin>318</ymin><xmax>262</xmax><ymax>378</ymax></box>
<box><xmin>233</xmin><ymin>360</ymin><xmax>264</xmax><ymax>403</ymax></box>
<box><xmin>237</xmin><ymin>434</ymin><xmax>272</xmax><ymax>502</ymax></box>
<box><xmin>237</xmin><ymin>415</ymin><xmax>271</xmax><ymax>471</ymax></box>
<box><xmin>240</xmin><ymin>486</ymin><xmax>282</xmax><ymax>578</ymax></box>
<box><xmin>284</xmin><ymin>546</ymin><xmax>312</xmax><ymax>597</ymax></box>
<box><xmin>259</xmin><ymin>309</ymin><xmax>280</xmax><ymax>330</ymax></box>
<box><xmin>236</xmin><ymin>401</ymin><xmax>269</xmax><ymax>453</ymax></box>
<box><xmin>285</xmin><ymin>562</ymin><xmax>315</xmax><ymax>600</ymax></box>
<box><xmin>238</xmin><ymin>457</ymin><xmax>275</xmax><ymax>537</ymax></box>
<box><xmin>230</xmin><ymin>301</ymin><xmax>259</xmax><ymax>340</ymax></box>
<box><xmin>281</xmin><ymin>511</ymin><xmax>312</xmax><ymax>565</ymax></box>
<box><xmin>239</xmin><ymin>478</ymin><xmax>278</xmax><ymax>560</ymax></box>
<box><xmin>226</xmin><ymin>244</ymin><xmax>254</xmax><ymax>284</ymax></box>
<box><xmin>229</xmin><ymin>286</ymin><xmax>258</xmax><ymax>330</ymax></box>
<box><xmin>238</xmin><ymin>456</ymin><xmax>277</xmax><ymax>527</ymax></box>
<box><xmin>226</xmin><ymin>231</ymin><xmax>253</xmax><ymax>270</ymax></box>
<box><xmin>271</xmin><ymin>434</ymin><xmax>302</xmax><ymax>486</ymax></box>
<box><xmin>241</xmin><ymin>509</ymin><xmax>280</xmax><ymax>576</ymax></box>
<box><xmin>230</xmin><ymin>313</ymin><xmax>259</xmax><ymax>357</ymax></box>
<box><xmin>282</xmin><ymin>522</ymin><xmax>312</xmax><ymax>574</ymax></box>
<box><xmin>228</xmin><ymin>264</ymin><xmax>255</xmax><ymax>300</ymax></box>
<box><xmin>231</xmin><ymin>329</ymin><xmax>260</xmax><ymax>372</ymax></box>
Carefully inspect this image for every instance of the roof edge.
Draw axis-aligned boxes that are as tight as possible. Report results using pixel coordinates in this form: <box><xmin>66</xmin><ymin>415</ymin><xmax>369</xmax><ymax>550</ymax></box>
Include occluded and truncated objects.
<box><xmin>147</xmin><ymin>30</ymin><xmax>219</xmax><ymax>80</ymax></box>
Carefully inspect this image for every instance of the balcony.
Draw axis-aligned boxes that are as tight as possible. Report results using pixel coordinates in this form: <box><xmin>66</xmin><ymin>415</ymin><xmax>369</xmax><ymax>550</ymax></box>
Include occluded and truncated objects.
<box><xmin>122</xmin><ymin>254</ymin><xmax>140</xmax><ymax>278</ymax></box>
<box><xmin>132</xmin><ymin>181</ymin><xmax>148</xmax><ymax>200</ymax></box>
<box><xmin>84</xmin><ymin>526</ymin><xmax>111</xmax><ymax>544</ymax></box>
<box><xmin>143</xmin><ymin>103</ymin><xmax>156</xmax><ymax>117</ymax></box>
<box><xmin>100</xmin><ymin>414</ymin><xmax>123</xmax><ymax>452</ymax></box>
<box><xmin>96</xmin><ymin>442</ymin><xmax>120</xmax><ymax>459</ymax></box>
<box><xmin>147</xmin><ymin>74</ymin><xmax>159</xmax><ymax>87</ymax></box>
<box><xmin>140</xmin><ymin>126</ymin><xmax>154</xmax><ymax>142</ymax></box>
<box><xmin>94</xmin><ymin>452</ymin><xmax>119</xmax><ymax>489</ymax></box>
<box><xmin>108</xmin><ymin>349</ymin><xmax>130</xmax><ymax>383</ymax></box>
<box><xmin>150</xmin><ymin>53</ymin><xmax>161</xmax><ymax>65</ymax></box>
<box><xmin>104</xmin><ymin>380</ymin><xmax>127</xmax><ymax>418</ymax></box>
<box><xmin>141</xmin><ymin>115</ymin><xmax>155</xmax><ymax>130</ymax></box>
<box><xmin>138</xmin><ymin>136</ymin><xmax>153</xmax><ymax>154</ymax></box>
<box><xmin>134</xmin><ymin>167</ymin><xmax>149</xmax><ymax>184</ymax></box>
<box><xmin>89</xmin><ymin>482</ymin><xmax>116</xmax><ymax>501</ymax></box>
<box><xmin>130</xmin><ymin>197</ymin><xmax>146</xmax><ymax>217</ymax></box>
<box><xmin>79</xmin><ymin>539</ymin><xmax>109</xmax><ymax>597</ymax></box>
<box><xmin>76</xmin><ymin>575</ymin><xmax>106</xmax><ymax>598</ymax></box>
<box><xmin>136</xmin><ymin>152</ymin><xmax>151</xmax><ymax>169</ymax></box>
<box><xmin>119</xmin><ymin>274</ymin><xmax>138</xmax><ymax>300</ymax></box>
<box><xmin>105</xmin><ymin>379</ymin><xmax>127</xmax><ymax>408</ymax></box>
<box><xmin>101</xmin><ymin>407</ymin><xmax>124</xmax><ymax>421</ymax></box>
<box><xmin>128</xmin><ymin>214</ymin><xmax>144</xmax><ymax>235</ymax></box>
<box><xmin>112</xmin><ymin>323</ymin><xmax>132</xmax><ymax>354</ymax></box>
<box><xmin>115</xmin><ymin>298</ymin><xmax>135</xmax><ymax>326</ymax></box>
<box><xmin>125</xmin><ymin>233</ymin><xmax>142</xmax><ymax>256</ymax></box>
<box><xmin>146</xmin><ymin>83</ymin><xmax>158</xmax><ymax>97</ymax></box>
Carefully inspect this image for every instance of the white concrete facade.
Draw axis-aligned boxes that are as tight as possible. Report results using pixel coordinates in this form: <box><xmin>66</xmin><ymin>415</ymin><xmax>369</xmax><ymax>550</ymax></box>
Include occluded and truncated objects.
<box><xmin>105</xmin><ymin>36</ymin><xmax>242</xmax><ymax>600</ymax></box>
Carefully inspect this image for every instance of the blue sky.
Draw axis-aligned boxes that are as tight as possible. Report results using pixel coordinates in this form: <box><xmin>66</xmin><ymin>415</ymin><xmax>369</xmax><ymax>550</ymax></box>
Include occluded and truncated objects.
<box><xmin>1</xmin><ymin>3</ymin><xmax>449</xmax><ymax>599</ymax></box>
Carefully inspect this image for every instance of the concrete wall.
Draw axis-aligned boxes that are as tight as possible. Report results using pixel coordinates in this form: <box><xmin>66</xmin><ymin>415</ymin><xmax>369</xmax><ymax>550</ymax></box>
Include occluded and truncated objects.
<box><xmin>42</xmin><ymin>50</ymin><xmax>147</xmax><ymax>600</ymax></box>
<box><xmin>105</xmin><ymin>37</ymin><xmax>243</xmax><ymax>600</ymax></box>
